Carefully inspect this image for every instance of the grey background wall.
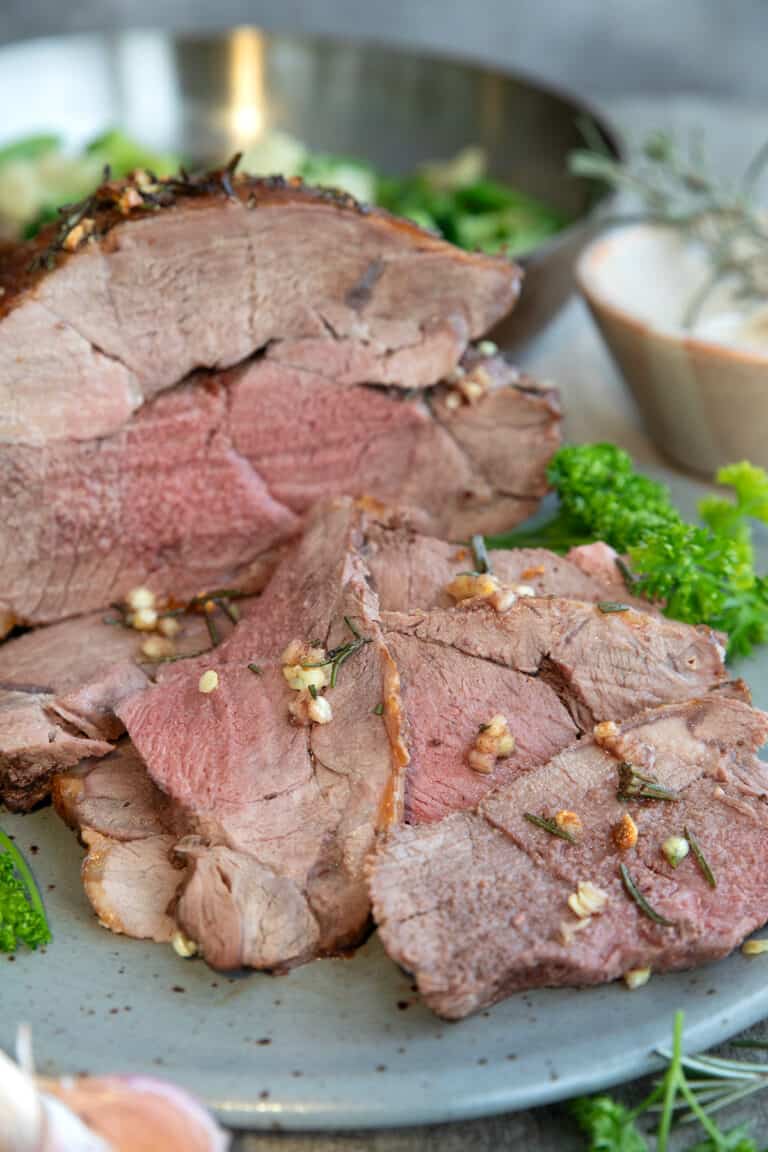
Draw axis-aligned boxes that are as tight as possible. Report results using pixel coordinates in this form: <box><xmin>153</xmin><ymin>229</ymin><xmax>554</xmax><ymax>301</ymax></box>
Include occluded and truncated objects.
<box><xmin>1</xmin><ymin>0</ymin><xmax>767</xmax><ymax>102</ymax></box>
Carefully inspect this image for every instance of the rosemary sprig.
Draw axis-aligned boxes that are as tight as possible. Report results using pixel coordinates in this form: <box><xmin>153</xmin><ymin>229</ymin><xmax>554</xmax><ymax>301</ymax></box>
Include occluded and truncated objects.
<box><xmin>471</xmin><ymin>533</ymin><xmax>492</xmax><ymax>575</ymax></box>
<box><xmin>684</xmin><ymin>825</ymin><xmax>717</xmax><ymax>889</ymax></box>
<box><xmin>523</xmin><ymin>812</ymin><xmax>577</xmax><ymax>844</ymax></box>
<box><xmin>620</xmin><ymin>862</ymin><xmax>677</xmax><ymax>927</ymax></box>
<box><xmin>247</xmin><ymin>663</ymin><xmax>262</xmax><ymax>676</ymax></box>
<box><xmin>204</xmin><ymin>608</ymin><xmax>220</xmax><ymax>648</ymax></box>
<box><xmin>373</xmin><ymin>702</ymin><xmax>384</xmax><ymax>715</ymax></box>
<box><xmin>302</xmin><ymin>616</ymin><xmax>371</xmax><ymax>688</ymax></box>
<box><xmin>597</xmin><ymin>601</ymin><xmax>631</xmax><ymax>613</ymax></box>
<box><xmin>617</xmin><ymin>763</ymin><xmax>679</xmax><ymax>802</ymax></box>
<box><xmin>570</xmin><ymin>129</ymin><xmax>768</xmax><ymax>327</ymax></box>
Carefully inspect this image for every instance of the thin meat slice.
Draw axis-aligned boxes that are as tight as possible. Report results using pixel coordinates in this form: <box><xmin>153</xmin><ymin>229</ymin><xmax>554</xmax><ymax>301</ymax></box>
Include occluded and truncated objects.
<box><xmin>383</xmin><ymin>599</ymin><xmax>727</xmax><ymax>733</ymax></box>
<box><xmin>0</xmin><ymin>607</ymin><xmax>234</xmax><ymax>811</ymax></box>
<box><xmin>113</xmin><ymin>501</ymin><xmax>734</xmax><ymax>970</ymax></box>
<box><xmin>1</xmin><ymin>171</ymin><xmax>520</xmax><ymax>446</ymax></box>
<box><xmin>365</xmin><ymin>523</ymin><xmax>650</xmax><ymax>613</ymax></box>
<box><xmin>369</xmin><ymin>696</ymin><xmax>768</xmax><ymax>1019</ymax></box>
<box><xmin>81</xmin><ymin>829</ymin><xmax>182</xmax><ymax>944</ymax></box>
<box><xmin>2</xmin><ymin>352</ymin><xmax>558</xmax><ymax>630</ymax></box>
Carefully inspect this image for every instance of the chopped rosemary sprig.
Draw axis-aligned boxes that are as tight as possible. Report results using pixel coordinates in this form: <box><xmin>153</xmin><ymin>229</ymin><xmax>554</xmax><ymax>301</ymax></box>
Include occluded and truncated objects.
<box><xmin>247</xmin><ymin>663</ymin><xmax>262</xmax><ymax>676</ymax></box>
<box><xmin>373</xmin><ymin>702</ymin><xmax>384</xmax><ymax>715</ymax></box>
<box><xmin>618</xmin><ymin>763</ymin><xmax>679</xmax><ymax>803</ymax></box>
<box><xmin>302</xmin><ymin>616</ymin><xmax>371</xmax><ymax>688</ymax></box>
<box><xmin>597</xmin><ymin>601</ymin><xmax>631</xmax><ymax>613</ymax></box>
<box><xmin>620</xmin><ymin>862</ymin><xmax>677</xmax><ymax>927</ymax></box>
<box><xmin>204</xmin><ymin>609</ymin><xmax>220</xmax><ymax>648</ymax></box>
<box><xmin>217</xmin><ymin>597</ymin><xmax>240</xmax><ymax>625</ymax></box>
<box><xmin>684</xmin><ymin>825</ymin><xmax>717</xmax><ymax>889</ymax></box>
<box><xmin>523</xmin><ymin>812</ymin><xmax>577</xmax><ymax>844</ymax></box>
<box><xmin>471</xmin><ymin>533</ymin><xmax>492</xmax><ymax>575</ymax></box>
<box><xmin>308</xmin><ymin>684</ymin><xmax>319</xmax><ymax>700</ymax></box>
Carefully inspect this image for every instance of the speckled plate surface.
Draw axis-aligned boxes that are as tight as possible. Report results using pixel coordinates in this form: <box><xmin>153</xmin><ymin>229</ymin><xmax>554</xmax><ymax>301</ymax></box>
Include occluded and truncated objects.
<box><xmin>2</xmin><ymin>511</ymin><xmax>766</xmax><ymax>1132</ymax></box>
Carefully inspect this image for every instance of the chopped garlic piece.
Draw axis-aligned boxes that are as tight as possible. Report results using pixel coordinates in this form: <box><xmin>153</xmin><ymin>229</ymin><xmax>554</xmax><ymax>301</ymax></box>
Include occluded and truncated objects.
<box><xmin>662</xmin><ymin>835</ymin><xmax>689</xmax><ymax>868</ymax></box>
<box><xmin>514</xmin><ymin>584</ymin><xmax>536</xmax><ymax>597</ymax></box>
<box><xmin>568</xmin><ymin>881</ymin><xmax>609</xmax><ymax>919</ymax></box>
<box><xmin>593</xmin><ymin>720</ymin><xmax>620</xmax><ymax>745</ymax></box>
<box><xmin>281</xmin><ymin>641</ymin><xmax>330</xmax><ymax>692</ymax></box>
<box><xmin>131</xmin><ymin>606</ymin><xmax>158</xmax><ymax>632</ymax></box>
<box><xmin>307</xmin><ymin>695</ymin><xmax>333</xmax><ymax>725</ymax></box>
<box><xmin>171</xmin><ymin>930</ymin><xmax>198</xmax><ymax>958</ymax></box>
<box><xmin>488</xmin><ymin>587</ymin><xmax>518</xmax><ymax>612</ymax></box>
<box><xmin>624</xmin><ymin>967</ymin><xmax>652</xmax><ymax>989</ymax></box>
<box><xmin>62</xmin><ymin>216</ymin><xmax>95</xmax><ymax>251</ymax></box>
<box><xmin>468</xmin><ymin>715</ymin><xmax>515</xmax><ymax>774</ymax></box>
<box><xmin>140</xmin><ymin>635</ymin><xmax>175</xmax><ymax>661</ymax></box>
<box><xmin>613</xmin><ymin>812</ymin><xmax>638</xmax><ymax>851</ymax></box>
<box><xmin>117</xmin><ymin>186</ymin><xmax>143</xmax><ymax>214</ymax></box>
<box><xmin>555</xmin><ymin>810</ymin><xmax>583</xmax><ymax>837</ymax></box>
<box><xmin>126</xmin><ymin>586</ymin><xmax>156</xmax><ymax>612</ymax></box>
<box><xmin>198</xmin><ymin>670</ymin><xmax>219</xmax><ymax>694</ymax></box>
<box><xmin>742</xmin><ymin>939</ymin><xmax>768</xmax><ymax>956</ymax></box>
<box><xmin>446</xmin><ymin>572</ymin><xmax>500</xmax><ymax>601</ymax></box>
<box><xmin>559</xmin><ymin>916</ymin><xmax>593</xmax><ymax>945</ymax></box>
<box><xmin>157</xmin><ymin>616</ymin><xmax>181</xmax><ymax>638</ymax></box>
<box><xmin>444</xmin><ymin>391</ymin><xmax>462</xmax><ymax>411</ymax></box>
<box><xmin>457</xmin><ymin>365</ymin><xmax>492</xmax><ymax>404</ymax></box>
<box><xmin>477</xmin><ymin>339</ymin><xmax>498</xmax><ymax>357</ymax></box>
<box><xmin>445</xmin><ymin>572</ymin><xmax>519</xmax><ymax>614</ymax></box>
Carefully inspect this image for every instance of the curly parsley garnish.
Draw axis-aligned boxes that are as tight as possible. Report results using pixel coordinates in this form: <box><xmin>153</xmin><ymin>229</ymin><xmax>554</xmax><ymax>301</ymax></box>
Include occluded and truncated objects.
<box><xmin>486</xmin><ymin>444</ymin><xmax>768</xmax><ymax>659</ymax></box>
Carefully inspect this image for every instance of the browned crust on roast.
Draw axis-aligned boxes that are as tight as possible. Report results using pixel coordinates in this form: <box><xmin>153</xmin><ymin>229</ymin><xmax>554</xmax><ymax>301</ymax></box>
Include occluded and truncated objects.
<box><xmin>0</xmin><ymin>168</ymin><xmax>520</xmax><ymax>320</ymax></box>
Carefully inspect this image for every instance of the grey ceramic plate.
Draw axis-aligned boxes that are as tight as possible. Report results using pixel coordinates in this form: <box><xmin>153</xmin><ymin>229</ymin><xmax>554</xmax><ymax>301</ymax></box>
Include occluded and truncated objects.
<box><xmin>2</xmin><ymin>500</ymin><xmax>767</xmax><ymax>1133</ymax></box>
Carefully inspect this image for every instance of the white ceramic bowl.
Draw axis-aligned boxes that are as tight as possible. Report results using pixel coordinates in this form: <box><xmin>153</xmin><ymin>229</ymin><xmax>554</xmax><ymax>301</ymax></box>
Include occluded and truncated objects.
<box><xmin>577</xmin><ymin>223</ymin><xmax>768</xmax><ymax>475</ymax></box>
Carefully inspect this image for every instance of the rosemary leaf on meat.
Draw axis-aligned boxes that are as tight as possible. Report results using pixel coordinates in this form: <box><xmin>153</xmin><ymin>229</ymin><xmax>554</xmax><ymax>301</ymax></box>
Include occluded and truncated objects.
<box><xmin>471</xmin><ymin>533</ymin><xmax>492</xmax><ymax>575</ymax></box>
<box><xmin>618</xmin><ymin>763</ymin><xmax>679</xmax><ymax>803</ymax></box>
<box><xmin>620</xmin><ymin>862</ymin><xmax>677</xmax><ymax>927</ymax></box>
<box><xmin>217</xmin><ymin>597</ymin><xmax>240</xmax><ymax>625</ymax></box>
<box><xmin>684</xmin><ymin>825</ymin><xmax>717</xmax><ymax>889</ymax></box>
<box><xmin>247</xmin><ymin>663</ymin><xmax>262</xmax><ymax>676</ymax></box>
<box><xmin>373</xmin><ymin>702</ymin><xmax>384</xmax><ymax>715</ymax></box>
<box><xmin>204</xmin><ymin>609</ymin><xmax>220</xmax><ymax>648</ymax></box>
<box><xmin>523</xmin><ymin>812</ymin><xmax>577</xmax><ymax>844</ymax></box>
<box><xmin>302</xmin><ymin>617</ymin><xmax>371</xmax><ymax>688</ymax></box>
<box><xmin>597</xmin><ymin>601</ymin><xmax>631</xmax><ymax>613</ymax></box>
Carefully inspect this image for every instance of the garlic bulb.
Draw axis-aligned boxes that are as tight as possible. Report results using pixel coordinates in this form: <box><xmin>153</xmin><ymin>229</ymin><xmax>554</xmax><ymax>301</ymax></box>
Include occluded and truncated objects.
<box><xmin>0</xmin><ymin>1044</ymin><xmax>229</xmax><ymax>1152</ymax></box>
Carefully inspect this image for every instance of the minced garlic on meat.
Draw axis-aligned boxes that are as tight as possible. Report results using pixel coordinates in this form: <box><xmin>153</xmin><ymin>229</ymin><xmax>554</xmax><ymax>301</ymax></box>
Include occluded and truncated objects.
<box><xmin>171</xmin><ymin>930</ymin><xmax>198</xmax><ymax>958</ymax></box>
<box><xmin>613</xmin><ymin>812</ymin><xmax>638</xmax><ymax>851</ymax></box>
<box><xmin>559</xmin><ymin>916</ymin><xmax>593</xmax><ymax>946</ymax></box>
<box><xmin>624</xmin><ymin>967</ymin><xmax>652</xmax><ymax>989</ymax></box>
<box><xmin>568</xmin><ymin>881</ymin><xmax>608</xmax><ymax>919</ymax></box>
<box><xmin>282</xmin><ymin>640</ymin><xmax>333</xmax><ymax>726</ymax></box>
<box><xmin>743</xmin><ymin>939</ymin><xmax>768</xmax><ymax>956</ymax></box>
<box><xmin>198</xmin><ymin>670</ymin><xmax>219</xmax><ymax>694</ymax></box>
<box><xmin>555</xmin><ymin>810</ymin><xmax>583</xmax><ymax>838</ymax></box>
<box><xmin>468</xmin><ymin>714</ymin><xmax>515</xmax><ymax>774</ymax></box>
<box><xmin>445</xmin><ymin>572</ymin><xmax>520</xmax><ymax>613</ymax></box>
<box><xmin>140</xmin><ymin>635</ymin><xmax>176</xmax><ymax>661</ymax></box>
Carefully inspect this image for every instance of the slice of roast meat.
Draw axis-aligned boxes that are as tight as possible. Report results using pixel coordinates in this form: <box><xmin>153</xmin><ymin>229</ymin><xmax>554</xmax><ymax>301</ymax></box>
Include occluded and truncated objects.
<box><xmin>0</xmin><ymin>604</ymin><xmax>240</xmax><ymax>811</ymax></box>
<box><xmin>53</xmin><ymin>742</ymin><xmax>183</xmax><ymax>944</ymax></box>
<box><xmin>382</xmin><ymin>598</ymin><xmax>727</xmax><ymax>821</ymax></box>
<box><xmin>1</xmin><ymin>352</ymin><xmax>559</xmax><ymax>630</ymax></box>
<box><xmin>365</xmin><ymin>521</ymin><xmax>651</xmax><ymax>613</ymax></box>
<box><xmin>0</xmin><ymin>170</ymin><xmax>520</xmax><ymax>446</ymax></box>
<box><xmin>369</xmin><ymin>696</ymin><xmax>768</xmax><ymax>1019</ymax></box>
<box><xmin>110</xmin><ymin>501</ymin><xmax>729</xmax><ymax>969</ymax></box>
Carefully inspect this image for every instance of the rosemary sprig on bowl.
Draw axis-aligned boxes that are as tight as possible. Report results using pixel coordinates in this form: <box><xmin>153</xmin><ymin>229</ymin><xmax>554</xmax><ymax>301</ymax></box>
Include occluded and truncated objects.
<box><xmin>570</xmin><ymin>129</ymin><xmax>768</xmax><ymax>326</ymax></box>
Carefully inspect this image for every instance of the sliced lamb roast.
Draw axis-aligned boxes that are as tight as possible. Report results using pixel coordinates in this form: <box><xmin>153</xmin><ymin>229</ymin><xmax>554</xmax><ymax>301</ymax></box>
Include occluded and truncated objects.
<box><xmin>369</xmin><ymin>695</ymin><xmax>768</xmax><ymax>1019</ymax></box>
<box><xmin>0</xmin><ymin>172</ymin><xmax>520</xmax><ymax>442</ymax></box>
<box><xmin>0</xmin><ymin>168</ymin><xmax>534</xmax><ymax>632</ymax></box>
<box><xmin>1</xmin><ymin>350</ymin><xmax>558</xmax><ymax>631</ymax></box>
<box><xmin>102</xmin><ymin>501</ymin><xmax>728</xmax><ymax>970</ymax></box>
<box><xmin>0</xmin><ymin>604</ymin><xmax>242</xmax><ymax>810</ymax></box>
